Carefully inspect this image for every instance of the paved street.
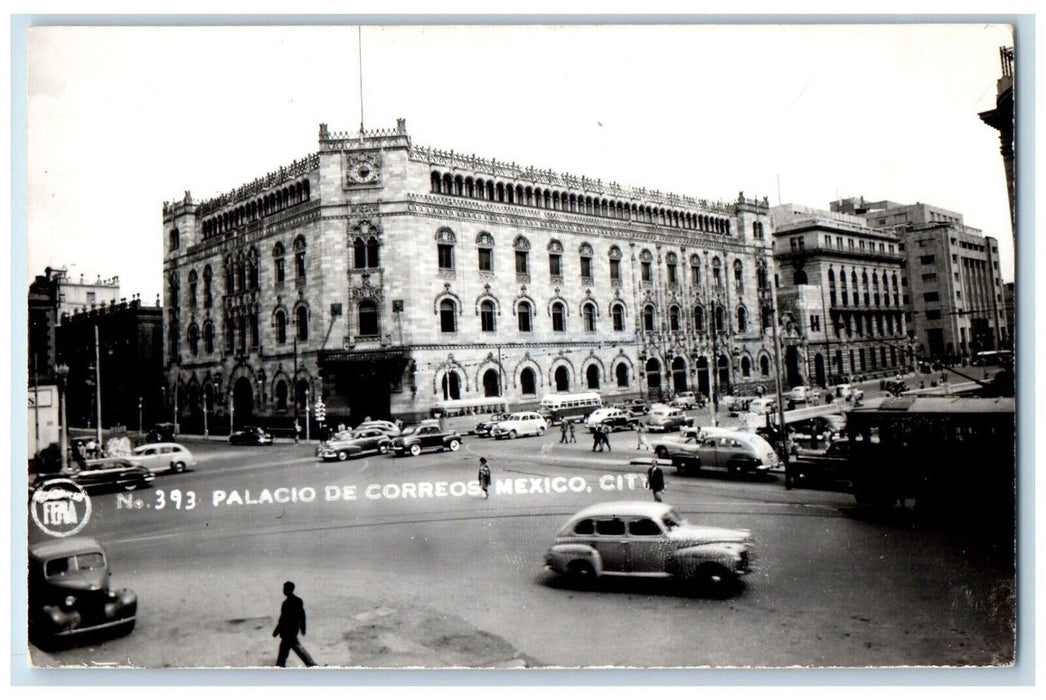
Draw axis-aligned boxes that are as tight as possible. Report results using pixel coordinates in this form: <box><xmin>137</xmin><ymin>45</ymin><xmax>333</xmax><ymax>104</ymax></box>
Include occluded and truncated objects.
<box><xmin>28</xmin><ymin>423</ymin><xmax>1015</xmax><ymax>669</ymax></box>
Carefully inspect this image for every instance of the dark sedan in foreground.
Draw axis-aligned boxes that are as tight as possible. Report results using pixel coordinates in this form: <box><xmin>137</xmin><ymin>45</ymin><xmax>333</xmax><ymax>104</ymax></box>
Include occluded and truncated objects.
<box><xmin>33</xmin><ymin>458</ymin><xmax>155</xmax><ymax>494</ymax></box>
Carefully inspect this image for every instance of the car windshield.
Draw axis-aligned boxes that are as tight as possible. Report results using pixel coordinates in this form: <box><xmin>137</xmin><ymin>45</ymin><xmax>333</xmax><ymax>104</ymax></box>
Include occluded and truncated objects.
<box><xmin>661</xmin><ymin>509</ymin><xmax>686</xmax><ymax>530</ymax></box>
<box><xmin>44</xmin><ymin>552</ymin><xmax>105</xmax><ymax>577</ymax></box>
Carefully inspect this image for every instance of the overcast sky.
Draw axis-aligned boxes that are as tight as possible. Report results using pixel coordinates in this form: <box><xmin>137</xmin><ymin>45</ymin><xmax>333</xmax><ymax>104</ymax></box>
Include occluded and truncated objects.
<box><xmin>26</xmin><ymin>22</ymin><xmax>1015</xmax><ymax>303</ymax></box>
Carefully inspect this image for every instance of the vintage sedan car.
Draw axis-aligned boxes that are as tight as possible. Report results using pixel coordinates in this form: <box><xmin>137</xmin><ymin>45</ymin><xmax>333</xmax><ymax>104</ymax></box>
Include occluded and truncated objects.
<box><xmin>317</xmin><ymin>427</ymin><xmax>392</xmax><ymax>461</ymax></box>
<box><xmin>391</xmin><ymin>424</ymin><xmax>463</xmax><ymax>456</ymax></box>
<box><xmin>654</xmin><ymin>430</ymin><xmax>780</xmax><ymax>476</ymax></box>
<box><xmin>131</xmin><ymin>442</ymin><xmax>196</xmax><ymax>474</ymax></box>
<box><xmin>34</xmin><ymin>458</ymin><xmax>155</xmax><ymax>493</ymax></box>
<box><xmin>229</xmin><ymin>426</ymin><xmax>274</xmax><ymax>445</ymax></box>
<box><xmin>491</xmin><ymin>412</ymin><xmax>548</xmax><ymax>439</ymax></box>
<box><xmin>646</xmin><ymin>406</ymin><xmax>688</xmax><ymax>432</ymax></box>
<box><xmin>475</xmin><ymin>412</ymin><xmax>512</xmax><ymax>437</ymax></box>
<box><xmin>544</xmin><ymin>501</ymin><xmax>752</xmax><ymax>596</ymax></box>
<box><xmin>29</xmin><ymin>536</ymin><xmax>137</xmax><ymax>645</ymax></box>
<box><xmin>356</xmin><ymin>420</ymin><xmax>402</xmax><ymax>438</ymax></box>
<box><xmin>669</xmin><ymin>391</ymin><xmax>701</xmax><ymax>409</ymax></box>
<box><xmin>789</xmin><ymin>439</ymin><xmax>853</xmax><ymax>486</ymax></box>
<box><xmin>584</xmin><ymin>408</ymin><xmax>636</xmax><ymax>432</ymax></box>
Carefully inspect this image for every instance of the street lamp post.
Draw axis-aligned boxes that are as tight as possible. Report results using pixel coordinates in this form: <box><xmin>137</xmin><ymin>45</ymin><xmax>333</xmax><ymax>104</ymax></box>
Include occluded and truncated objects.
<box><xmin>138</xmin><ymin>396</ymin><xmax>143</xmax><ymax>434</ymax></box>
<box><xmin>304</xmin><ymin>387</ymin><xmax>311</xmax><ymax>442</ymax></box>
<box><xmin>56</xmin><ymin>363</ymin><xmax>69</xmax><ymax>469</ymax></box>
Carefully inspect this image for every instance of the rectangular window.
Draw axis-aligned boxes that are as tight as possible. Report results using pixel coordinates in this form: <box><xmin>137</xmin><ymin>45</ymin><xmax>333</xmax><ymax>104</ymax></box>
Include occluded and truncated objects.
<box><xmin>610</xmin><ymin>258</ymin><xmax>621</xmax><ymax>282</ymax></box>
<box><xmin>924</xmin><ymin>291</ymin><xmax>940</xmax><ymax>302</ymax></box>
<box><xmin>580</xmin><ymin>257</ymin><xmax>592</xmax><ymax>279</ymax></box>
<box><xmin>920</xmin><ymin>254</ymin><xmax>936</xmax><ymax>265</ymax></box>
<box><xmin>438</xmin><ymin>244</ymin><xmax>454</xmax><ymax>270</ymax></box>
<box><xmin>922</xmin><ymin>273</ymin><xmax>937</xmax><ymax>283</ymax></box>
<box><xmin>926</xmin><ymin>309</ymin><xmax>942</xmax><ymax>320</ymax></box>
<box><xmin>478</xmin><ymin>248</ymin><xmax>493</xmax><ymax>272</ymax></box>
<box><xmin>515</xmin><ymin>251</ymin><xmax>529</xmax><ymax>275</ymax></box>
<box><xmin>666</xmin><ymin>264</ymin><xmax>677</xmax><ymax>286</ymax></box>
<box><xmin>549</xmin><ymin>253</ymin><xmax>562</xmax><ymax>277</ymax></box>
<box><xmin>810</xmin><ymin>315</ymin><xmax>821</xmax><ymax>332</ymax></box>
<box><xmin>641</xmin><ymin>261</ymin><xmax>652</xmax><ymax>282</ymax></box>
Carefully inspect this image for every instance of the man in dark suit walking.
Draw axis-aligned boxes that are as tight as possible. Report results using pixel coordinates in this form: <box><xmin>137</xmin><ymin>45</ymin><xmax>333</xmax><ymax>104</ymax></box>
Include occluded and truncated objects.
<box><xmin>273</xmin><ymin>581</ymin><xmax>317</xmax><ymax>667</ymax></box>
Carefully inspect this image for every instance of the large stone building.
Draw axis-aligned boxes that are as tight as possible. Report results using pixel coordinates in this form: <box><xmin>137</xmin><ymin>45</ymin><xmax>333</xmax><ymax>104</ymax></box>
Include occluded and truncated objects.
<box><xmin>831</xmin><ymin>198</ymin><xmax>1006</xmax><ymax>361</ymax></box>
<box><xmin>978</xmin><ymin>46</ymin><xmax>1015</xmax><ymax>240</ymax></box>
<box><xmin>770</xmin><ymin>204</ymin><xmax>910</xmax><ymax>388</ymax></box>
<box><xmin>162</xmin><ymin>120</ymin><xmax>778</xmax><ymax>429</ymax></box>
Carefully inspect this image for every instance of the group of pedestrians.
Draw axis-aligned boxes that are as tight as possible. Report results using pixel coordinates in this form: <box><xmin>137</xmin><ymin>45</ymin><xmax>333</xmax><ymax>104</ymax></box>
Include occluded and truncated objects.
<box><xmin>558</xmin><ymin>420</ymin><xmax>577</xmax><ymax>444</ymax></box>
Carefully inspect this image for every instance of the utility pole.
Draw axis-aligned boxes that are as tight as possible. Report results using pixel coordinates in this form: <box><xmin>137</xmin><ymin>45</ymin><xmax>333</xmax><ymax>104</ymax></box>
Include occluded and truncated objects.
<box><xmin>32</xmin><ymin>356</ymin><xmax>41</xmax><ymax>459</ymax></box>
<box><xmin>768</xmin><ymin>270</ymin><xmax>792</xmax><ymax>487</ymax></box>
<box><xmin>203</xmin><ymin>390</ymin><xmax>209</xmax><ymax>438</ymax></box>
<box><xmin>229</xmin><ymin>391</ymin><xmax>235</xmax><ymax>434</ymax></box>
<box><xmin>305</xmin><ymin>387</ymin><xmax>311</xmax><ymax>441</ymax></box>
<box><xmin>94</xmin><ymin>324</ymin><xmax>103</xmax><ymax>445</ymax></box>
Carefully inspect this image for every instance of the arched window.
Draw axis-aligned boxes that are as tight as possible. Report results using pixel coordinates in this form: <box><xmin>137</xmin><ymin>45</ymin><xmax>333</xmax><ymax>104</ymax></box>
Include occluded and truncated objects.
<box><xmin>733</xmin><ymin>259</ymin><xmax>744</xmax><ymax>287</ymax></box>
<box><xmin>551</xmin><ymin>302</ymin><xmax>566</xmax><ymax>332</ymax></box>
<box><xmin>441</xmin><ymin>371</ymin><xmax>462</xmax><ymax>400</ymax></box>
<box><xmin>579</xmin><ymin>242</ymin><xmax>594</xmax><ymax>280</ymax></box>
<box><xmin>586</xmin><ymin>364</ymin><xmax>600</xmax><ymax>389</ymax></box>
<box><xmin>296</xmin><ymin>306</ymin><xmax>308</xmax><ymax>341</ymax></box>
<box><xmin>202</xmin><ymin>266</ymin><xmax>213</xmax><ymax>308</ymax></box>
<box><xmin>669</xmin><ymin>305</ymin><xmax>680</xmax><ymax>332</ymax></box>
<box><xmin>358</xmin><ymin>300</ymin><xmax>379</xmax><ymax>337</ymax></box>
<box><xmin>665</xmin><ymin>252</ymin><xmax>678</xmax><ymax>286</ymax></box>
<box><xmin>188</xmin><ymin>270</ymin><xmax>198</xmax><ymax>307</ymax></box>
<box><xmin>737</xmin><ymin>306</ymin><xmax>748</xmax><ymax>332</ymax></box>
<box><xmin>712</xmin><ymin>257</ymin><xmax>722</xmax><ymax>286</ymax></box>
<box><xmin>353</xmin><ymin>238</ymin><xmax>367</xmax><ymax>268</ymax></box>
<box><xmin>642</xmin><ymin>305</ymin><xmax>656</xmax><ymax>332</ymax></box>
<box><xmin>520</xmin><ymin>368</ymin><xmax>537</xmax><ymax>396</ymax></box>
<box><xmin>640</xmin><ymin>249</ymin><xmax>653</xmax><ymax>283</ymax></box>
<box><xmin>169</xmin><ymin>227</ymin><xmax>180</xmax><ymax>250</ymax></box>
<box><xmin>273</xmin><ymin>243</ymin><xmax>285</xmax><ymax>287</ymax></box>
<box><xmin>367</xmin><ymin>237</ymin><xmax>379</xmax><ymax>268</ymax></box>
<box><xmin>760</xmin><ymin>355</ymin><xmax>771</xmax><ymax>376</ymax></box>
<box><xmin>582</xmin><ymin>302</ymin><xmax>596</xmax><ymax>332</ymax></box>
<box><xmin>694</xmin><ymin>305</ymin><xmax>705</xmax><ymax>332</ymax></box>
<box><xmin>188</xmin><ymin>324</ymin><xmax>199</xmax><ymax>356</ymax></box>
<box><xmin>611</xmin><ymin>303</ymin><xmax>625</xmax><ymax>332</ymax></box>
<box><xmin>554</xmin><ymin>366</ymin><xmax>570</xmax><ymax>392</ymax></box>
<box><xmin>440</xmin><ymin>299</ymin><xmax>457</xmax><ymax>333</ymax></box>
<box><xmin>741</xmin><ymin>356</ymin><xmax>752</xmax><ymax>377</ymax></box>
<box><xmin>715</xmin><ymin>306</ymin><xmax>725</xmax><ymax>333</ymax></box>
<box><xmin>793</xmin><ymin>269</ymin><xmax>808</xmax><ymax>285</ymax></box>
<box><xmin>480</xmin><ymin>300</ymin><xmax>496</xmax><ymax>332</ymax></box>
<box><xmin>514</xmin><ymin>236</ymin><xmax>530</xmax><ymax>276</ymax></box>
<box><xmin>608</xmin><ymin>246</ymin><xmax>622</xmax><ymax>283</ymax></box>
<box><xmin>615</xmin><ymin>363</ymin><xmax>630</xmax><ymax>388</ymax></box>
<box><xmin>482</xmin><ymin>368</ymin><xmax>501</xmax><ymax>397</ymax></box>
<box><xmin>517</xmin><ymin>300</ymin><xmax>533</xmax><ymax>332</ymax></box>
<box><xmin>275</xmin><ymin>310</ymin><xmax>287</xmax><ymax>345</ymax></box>
<box><xmin>274</xmin><ymin>380</ymin><xmax>288</xmax><ymax>411</ymax></box>
<box><xmin>294</xmin><ymin>236</ymin><xmax>307</xmax><ymax>281</ymax></box>
<box><xmin>248</xmin><ymin>248</ymin><xmax>259</xmax><ymax>290</ymax></box>
<box><xmin>690</xmin><ymin>254</ymin><xmax>701</xmax><ymax>286</ymax></box>
<box><xmin>203</xmin><ymin>322</ymin><xmax>214</xmax><ymax>354</ymax></box>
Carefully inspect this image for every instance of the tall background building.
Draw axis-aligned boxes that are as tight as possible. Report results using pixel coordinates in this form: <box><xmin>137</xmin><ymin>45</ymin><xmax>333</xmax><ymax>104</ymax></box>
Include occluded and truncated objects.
<box><xmin>162</xmin><ymin>119</ymin><xmax>779</xmax><ymax>430</ymax></box>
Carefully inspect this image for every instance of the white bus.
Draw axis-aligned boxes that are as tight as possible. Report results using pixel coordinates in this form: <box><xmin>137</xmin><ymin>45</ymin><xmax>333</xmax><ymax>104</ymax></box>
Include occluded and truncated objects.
<box><xmin>430</xmin><ymin>397</ymin><xmax>511</xmax><ymax>435</ymax></box>
<box><xmin>538</xmin><ymin>392</ymin><xmax>603</xmax><ymax>425</ymax></box>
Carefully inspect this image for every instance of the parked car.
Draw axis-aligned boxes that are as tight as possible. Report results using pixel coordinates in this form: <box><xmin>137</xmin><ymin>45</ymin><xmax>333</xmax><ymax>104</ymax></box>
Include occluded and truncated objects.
<box><xmin>624</xmin><ymin>399</ymin><xmax>651</xmax><ymax>415</ymax></box>
<box><xmin>34</xmin><ymin>458</ymin><xmax>155</xmax><ymax>493</ymax></box>
<box><xmin>492</xmin><ymin>412</ymin><xmax>548</xmax><ymax>440</ymax></box>
<box><xmin>29</xmin><ymin>536</ymin><xmax>137</xmax><ymax>645</ymax></box>
<box><xmin>392</xmin><ymin>424</ymin><xmax>463</xmax><ymax>456</ymax></box>
<box><xmin>646</xmin><ymin>405</ymin><xmax>688</xmax><ymax>432</ymax></box>
<box><xmin>884</xmin><ymin>380</ymin><xmax>909</xmax><ymax>396</ymax></box>
<box><xmin>356</xmin><ymin>420</ymin><xmax>402</xmax><ymax>438</ymax></box>
<box><xmin>145</xmin><ymin>422</ymin><xmax>176</xmax><ymax>443</ymax></box>
<box><xmin>475</xmin><ymin>412</ymin><xmax>512</xmax><ymax>437</ymax></box>
<box><xmin>584</xmin><ymin>408</ymin><xmax>636</xmax><ymax>432</ymax></box>
<box><xmin>131</xmin><ymin>442</ymin><xmax>196</xmax><ymax>474</ymax></box>
<box><xmin>229</xmin><ymin>426</ymin><xmax>274</xmax><ymax>445</ymax></box>
<box><xmin>833</xmin><ymin>384</ymin><xmax>864</xmax><ymax>402</ymax></box>
<box><xmin>670</xmin><ymin>392</ymin><xmax>700</xmax><ymax>410</ymax></box>
<box><xmin>544</xmin><ymin>501</ymin><xmax>753</xmax><ymax>597</ymax></box>
<box><xmin>789</xmin><ymin>439</ymin><xmax>853</xmax><ymax>486</ymax></box>
<box><xmin>786</xmin><ymin>386</ymin><xmax>811</xmax><ymax>404</ymax></box>
<box><xmin>317</xmin><ymin>428</ymin><xmax>392</xmax><ymax>461</ymax></box>
<box><xmin>654</xmin><ymin>430</ymin><xmax>780</xmax><ymax>476</ymax></box>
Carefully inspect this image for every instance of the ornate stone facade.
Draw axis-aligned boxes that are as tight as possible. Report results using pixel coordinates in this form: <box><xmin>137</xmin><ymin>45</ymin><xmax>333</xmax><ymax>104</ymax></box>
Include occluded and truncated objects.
<box><xmin>163</xmin><ymin>120</ymin><xmax>777</xmax><ymax>429</ymax></box>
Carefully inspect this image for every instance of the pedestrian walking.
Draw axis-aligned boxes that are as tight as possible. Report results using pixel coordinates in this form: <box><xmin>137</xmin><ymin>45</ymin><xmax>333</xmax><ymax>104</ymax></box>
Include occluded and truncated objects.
<box><xmin>647</xmin><ymin>463</ymin><xmax>665</xmax><ymax>502</ymax></box>
<box><xmin>560</xmin><ymin>421</ymin><xmax>569</xmax><ymax>444</ymax></box>
<box><xmin>273</xmin><ymin>581</ymin><xmax>316</xmax><ymax>668</ymax></box>
<box><xmin>477</xmin><ymin>457</ymin><xmax>491</xmax><ymax>499</ymax></box>
<box><xmin>600</xmin><ymin>423</ymin><xmax>612</xmax><ymax>452</ymax></box>
<box><xmin>293</xmin><ymin>419</ymin><xmax>301</xmax><ymax>445</ymax></box>
<box><xmin>592</xmin><ymin>423</ymin><xmax>602</xmax><ymax>452</ymax></box>
<box><xmin>568</xmin><ymin>421</ymin><xmax>576</xmax><ymax>443</ymax></box>
<box><xmin>636</xmin><ymin>422</ymin><xmax>649</xmax><ymax>450</ymax></box>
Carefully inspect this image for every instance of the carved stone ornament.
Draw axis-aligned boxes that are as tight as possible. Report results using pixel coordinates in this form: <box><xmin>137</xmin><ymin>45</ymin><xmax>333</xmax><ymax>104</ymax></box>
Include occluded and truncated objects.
<box><xmin>345</xmin><ymin>151</ymin><xmax>382</xmax><ymax>187</ymax></box>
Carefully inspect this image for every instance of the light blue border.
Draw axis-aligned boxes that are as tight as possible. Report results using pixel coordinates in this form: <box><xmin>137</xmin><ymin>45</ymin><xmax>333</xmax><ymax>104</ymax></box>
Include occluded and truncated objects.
<box><xmin>9</xmin><ymin>13</ymin><xmax>1035</xmax><ymax>687</ymax></box>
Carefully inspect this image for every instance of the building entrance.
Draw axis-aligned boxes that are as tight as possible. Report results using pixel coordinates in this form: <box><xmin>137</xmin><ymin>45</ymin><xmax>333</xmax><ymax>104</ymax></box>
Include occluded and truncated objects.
<box><xmin>321</xmin><ymin>350</ymin><xmax>407</xmax><ymax>425</ymax></box>
<box><xmin>232</xmin><ymin>377</ymin><xmax>254</xmax><ymax>429</ymax></box>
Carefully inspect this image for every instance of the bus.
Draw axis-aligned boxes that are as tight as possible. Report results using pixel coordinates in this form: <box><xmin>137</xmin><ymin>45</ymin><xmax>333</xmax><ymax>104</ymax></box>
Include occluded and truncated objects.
<box><xmin>972</xmin><ymin>350</ymin><xmax>1013</xmax><ymax>367</ymax></box>
<box><xmin>538</xmin><ymin>392</ymin><xmax>603</xmax><ymax>425</ymax></box>
<box><xmin>430</xmin><ymin>397</ymin><xmax>511</xmax><ymax>435</ymax></box>
<box><xmin>847</xmin><ymin>396</ymin><xmax>1015</xmax><ymax>531</ymax></box>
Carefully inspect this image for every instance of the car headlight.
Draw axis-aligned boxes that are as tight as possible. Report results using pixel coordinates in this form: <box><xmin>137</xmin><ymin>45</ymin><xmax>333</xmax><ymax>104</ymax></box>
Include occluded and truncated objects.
<box><xmin>64</xmin><ymin>595</ymin><xmax>77</xmax><ymax>608</ymax></box>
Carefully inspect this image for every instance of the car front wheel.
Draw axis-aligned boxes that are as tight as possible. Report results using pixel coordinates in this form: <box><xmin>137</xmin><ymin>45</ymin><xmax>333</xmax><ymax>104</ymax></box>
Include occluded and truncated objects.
<box><xmin>171</xmin><ymin>461</ymin><xmax>186</xmax><ymax>473</ymax></box>
<box><xmin>448</xmin><ymin>439</ymin><xmax>461</xmax><ymax>451</ymax></box>
<box><xmin>123</xmin><ymin>481</ymin><xmax>139</xmax><ymax>492</ymax></box>
<box><xmin>655</xmin><ymin>445</ymin><xmax>670</xmax><ymax>460</ymax></box>
<box><xmin>509</xmin><ymin>430</ymin><xmax>518</xmax><ymax>439</ymax></box>
<box><xmin>337</xmin><ymin>450</ymin><xmax>349</xmax><ymax>462</ymax></box>
<box><xmin>567</xmin><ymin>560</ymin><xmax>595</xmax><ymax>588</ymax></box>
<box><xmin>691</xmin><ymin>563</ymin><xmax>737</xmax><ymax>599</ymax></box>
<box><xmin>409</xmin><ymin>444</ymin><xmax>422</xmax><ymax>457</ymax></box>
<box><xmin>378</xmin><ymin>443</ymin><xmax>389</xmax><ymax>455</ymax></box>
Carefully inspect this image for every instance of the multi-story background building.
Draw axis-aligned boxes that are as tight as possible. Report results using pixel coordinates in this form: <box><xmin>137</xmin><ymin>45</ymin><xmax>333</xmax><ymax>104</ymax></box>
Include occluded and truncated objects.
<box><xmin>770</xmin><ymin>204</ymin><xmax>910</xmax><ymax>388</ymax></box>
<box><xmin>162</xmin><ymin>119</ymin><xmax>778</xmax><ymax>429</ymax></box>
<box><xmin>832</xmin><ymin>198</ymin><xmax>1006</xmax><ymax>361</ymax></box>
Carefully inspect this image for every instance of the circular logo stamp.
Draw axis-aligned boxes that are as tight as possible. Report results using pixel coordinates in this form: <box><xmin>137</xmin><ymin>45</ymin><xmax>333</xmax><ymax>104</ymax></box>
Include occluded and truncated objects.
<box><xmin>30</xmin><ymin>479</ymin><xmax>92</xmax><ymax>537</ymax></box>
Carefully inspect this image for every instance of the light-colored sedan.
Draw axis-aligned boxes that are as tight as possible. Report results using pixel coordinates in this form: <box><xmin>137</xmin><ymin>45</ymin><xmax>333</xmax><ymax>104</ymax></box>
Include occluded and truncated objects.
<box><xmin>492</xmin><ymin>412</ymin><xmax>548</xmax><ymax>439</ymax></box>
<box><xmin>131</xmin><ymin>442</ymin><xmax>196</xmax><ymax>474</ymax></box>
<box><xmin>544</xmin><ymin>501</ymin><xmax>753</xmax><ymax>597</ymax></box>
